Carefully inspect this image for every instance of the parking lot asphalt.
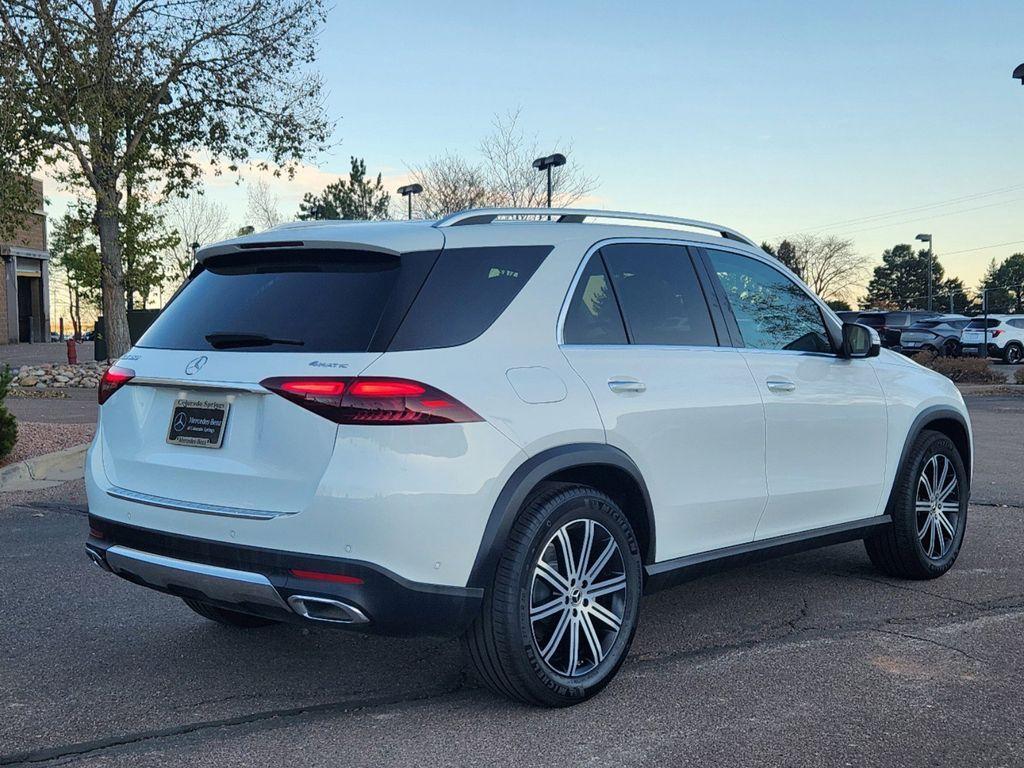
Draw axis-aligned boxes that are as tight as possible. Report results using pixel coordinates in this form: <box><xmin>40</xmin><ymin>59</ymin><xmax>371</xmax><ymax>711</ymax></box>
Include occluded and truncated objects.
<box><xmin>1</xmin><ymin>395</ymin><xmax>1022</xmax><ymax>766</ymax></box>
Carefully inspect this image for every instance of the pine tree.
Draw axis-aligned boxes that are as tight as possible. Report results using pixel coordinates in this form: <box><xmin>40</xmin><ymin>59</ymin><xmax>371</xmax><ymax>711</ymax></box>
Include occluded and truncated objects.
<box><xmin>298</xmin><ymin>157</ymin><xmax>391</xmax><ymax>220</ymax></box>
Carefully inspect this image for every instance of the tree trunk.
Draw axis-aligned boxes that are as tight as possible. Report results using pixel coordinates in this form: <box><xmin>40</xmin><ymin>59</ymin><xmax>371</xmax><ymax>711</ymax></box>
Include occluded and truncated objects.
<box><xmin>95</xmin><ymin>188</ymin><xmax>131</xmax><ymax>359</ymax></box>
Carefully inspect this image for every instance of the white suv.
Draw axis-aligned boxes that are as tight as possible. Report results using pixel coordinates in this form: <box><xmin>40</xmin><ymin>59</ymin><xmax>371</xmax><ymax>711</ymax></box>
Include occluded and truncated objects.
<box><xmin>85</xmin><ymin>208</ymin><xmax>973</xmax><ymax>706</ymax></box>
<box><xmin>961</xmin><ymin>315</ymin><xmax>1024</xmax><ymax>364</ymax></box>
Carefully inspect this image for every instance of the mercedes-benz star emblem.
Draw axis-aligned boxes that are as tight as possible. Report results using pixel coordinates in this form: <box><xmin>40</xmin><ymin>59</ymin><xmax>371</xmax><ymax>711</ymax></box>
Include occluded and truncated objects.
<box><xmin>185</xmin><ymin>355</ymin><xmax>208</xmax><ymax>376</ymax></box>
<box><xmin>173</xmin><ymin>412</ymin><xmax>188</xmax><ymax>432</ymax></box>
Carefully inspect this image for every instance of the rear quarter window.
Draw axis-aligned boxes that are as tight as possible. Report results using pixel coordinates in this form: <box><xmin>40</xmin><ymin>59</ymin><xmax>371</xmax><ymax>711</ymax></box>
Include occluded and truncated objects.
<box><xmin>388</xmin><ymin>245</ymin><xmax>552</xmax><ymax>351</ymax></box>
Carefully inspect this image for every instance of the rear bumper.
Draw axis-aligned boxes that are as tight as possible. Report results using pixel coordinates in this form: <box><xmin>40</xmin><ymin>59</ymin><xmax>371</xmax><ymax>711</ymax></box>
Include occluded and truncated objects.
<box><xmin>86</xmin><ymin>515</ymin><xmax>482</xmax><ymax>637</ymax></box>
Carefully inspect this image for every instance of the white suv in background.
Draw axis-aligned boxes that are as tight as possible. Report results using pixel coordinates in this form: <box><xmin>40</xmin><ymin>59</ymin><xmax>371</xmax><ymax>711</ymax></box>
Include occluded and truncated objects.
<box><xmin>85</xmin><ymin>208</ymin><xmax>973</xmax><ymax>707</ymax></box>
<box><xmin>961</xmin><ymin>315</ymin><xmax>1024</xmax><ymax>364</ymax></box>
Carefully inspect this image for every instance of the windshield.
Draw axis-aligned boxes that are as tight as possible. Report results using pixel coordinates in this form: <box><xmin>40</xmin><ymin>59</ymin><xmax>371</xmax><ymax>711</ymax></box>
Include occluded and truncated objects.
<box><xmin>138</xmin><ymin>250</ymin><xmax>403</xmax><ymax>352</ymax></box>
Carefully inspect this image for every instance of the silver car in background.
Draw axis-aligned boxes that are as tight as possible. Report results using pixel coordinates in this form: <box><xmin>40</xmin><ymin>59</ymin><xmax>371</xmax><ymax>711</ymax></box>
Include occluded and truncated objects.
<box><xmin>899</xmin><ymin>316</ymin><xmax>971</xmax><ymax>357</ymax></box>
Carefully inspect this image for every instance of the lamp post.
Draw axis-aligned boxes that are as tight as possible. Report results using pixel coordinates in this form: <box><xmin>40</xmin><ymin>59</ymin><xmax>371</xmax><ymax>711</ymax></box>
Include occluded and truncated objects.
<box><xmin>1014</xmin><ymin>63</ymin><xmax>1024</xmax><ymax>85</ymax></box>
<box><xmin>916</xmin><ymin>233</ymin><xmax>933</xmax><ymax>311</ymax></box>
<box><xmin>397</xmin><ymin>184</ymin><xmax>423</xmax><ymax>220</ymax></box>
<box><xmin>532</xmin><ymin>153</ymin><xmax>567</xmax><ymax>208</ymax></box>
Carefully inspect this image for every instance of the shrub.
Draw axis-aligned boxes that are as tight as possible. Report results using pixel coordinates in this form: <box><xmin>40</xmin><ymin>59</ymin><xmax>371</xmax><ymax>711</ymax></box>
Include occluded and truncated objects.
<box><xmin>911</xmin><ymin>352</ymin><xmax>1006</xmax><ymax>384</ymax></box>
<box><xmin>0</xmin><ymin>365</ymin><xmax>17</xmax><ymax>460</ymax></box>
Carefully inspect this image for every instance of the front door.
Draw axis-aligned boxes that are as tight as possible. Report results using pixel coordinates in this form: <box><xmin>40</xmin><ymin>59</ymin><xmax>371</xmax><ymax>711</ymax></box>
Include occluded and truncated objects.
<box><xmin>560</xmin><ymin>242</ymin><xmax>767</xmax><ymax>561</ymax></box>
<box><xmin>702</xmin><ymin>248</ymin><xmax>887</xmax><ymax>540</ymax></box>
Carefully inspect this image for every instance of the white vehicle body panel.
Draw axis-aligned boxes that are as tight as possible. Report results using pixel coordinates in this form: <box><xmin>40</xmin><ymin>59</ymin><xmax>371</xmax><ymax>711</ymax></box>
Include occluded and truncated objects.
<box><xmin>85</xmin><ymin>214</ymin><xmax>973</xmax><ymax>597</ymax></box>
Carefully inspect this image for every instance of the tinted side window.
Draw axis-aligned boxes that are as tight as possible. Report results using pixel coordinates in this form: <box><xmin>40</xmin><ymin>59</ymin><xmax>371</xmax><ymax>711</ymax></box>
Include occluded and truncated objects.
<box><xmin>1009</xmin><ymin>319</ymin><xmax>1024</xmax><ymax>329</ymax></box>
<box><xmin>707</xmin><ymin>249</ymin><xmax>833</xmax><ymax>353</ymax></box>
<box><xmin>601</xmin><ymin>243</ymin><xmax>717</xmax><ymax>346</ymax></box>
<box><xmin>389</xmin><ymin>246</ymin><xmax>552</xmax><ymax>351</ymax></box>
<box><xmin>887</xmin><ymin>313</ymin><xmax>909</xmax><ymax>327</ymax></box>
<box><xmin>562</xmin><ymin>255</ymin><xmax>627</xmax><ymax>344</ymax></box>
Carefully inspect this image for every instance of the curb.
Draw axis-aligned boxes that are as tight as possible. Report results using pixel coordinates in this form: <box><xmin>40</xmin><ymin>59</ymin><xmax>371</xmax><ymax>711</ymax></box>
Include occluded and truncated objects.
<box><xmin>0</xmin><ymin>443</ymin><xmax>90</xmax><ymax>492</ymax></box>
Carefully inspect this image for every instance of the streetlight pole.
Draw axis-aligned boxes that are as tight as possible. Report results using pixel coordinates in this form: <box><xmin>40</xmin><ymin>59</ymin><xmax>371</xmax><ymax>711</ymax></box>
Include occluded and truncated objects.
<box><xmin>916</xmin><ymin>233</ymin><xmax>933</xmax><ymax>311</ymax></box>
<box><xmin>1014</xmin><ymin>63</ymin><xmax>1024</xmax><ymax>85</ymax></box>
<box><xmin>532</xmin><ymin>153</ymin><xmax>567</xmax><ymax>208</ymax></box>
<box><xmin>397</xmin><ymin>184</ymin><xmax>423</xmax><ymax>220</ymax></box>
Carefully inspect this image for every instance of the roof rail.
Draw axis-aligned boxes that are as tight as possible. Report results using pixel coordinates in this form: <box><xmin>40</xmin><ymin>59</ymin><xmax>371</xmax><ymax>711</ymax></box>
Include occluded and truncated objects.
<box><xmin>433</xmin><ymin>207</ymin><xmax>756</xmax><ymax>246</ymax></box>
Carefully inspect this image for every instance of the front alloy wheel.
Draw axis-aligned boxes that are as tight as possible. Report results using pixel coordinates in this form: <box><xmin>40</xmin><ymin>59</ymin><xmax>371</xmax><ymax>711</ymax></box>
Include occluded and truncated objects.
<box><xmin>464</xmin><ymin>483</ymin><xmax>642</xmax><ymax>707</ymax></box>
<box><xmin>865</xmin><ymin>429</ymin><xmax>968</xmax><ymax>579</ymax></box>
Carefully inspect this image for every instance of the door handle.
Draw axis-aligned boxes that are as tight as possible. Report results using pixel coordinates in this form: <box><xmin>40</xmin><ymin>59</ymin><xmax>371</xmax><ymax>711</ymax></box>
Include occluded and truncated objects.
<box><xmin>608</xmin><ymin>378</ymin><xmax>646</xmax><ymax>394</ymax></box>
<box><xmin>766</xmin><ymin>378</ymin><xmax>796</xmax><ymax>393</ymax></box>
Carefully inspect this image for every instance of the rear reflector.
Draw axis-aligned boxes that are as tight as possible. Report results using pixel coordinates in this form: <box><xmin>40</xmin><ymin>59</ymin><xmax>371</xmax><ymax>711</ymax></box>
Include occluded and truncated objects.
<box><xmin>260</xmin><ymin>376</ymin><xmax>482</xmax><ymax>425</ymax></box>
<box><xmin>98</xmin><ymin>365</ymin><xmax>135</xmax><ymax>405</ymax></box>
<box><xmin>289</xmin><ymin>568</ymin><xmax>364</xmax><ymax>585</ymax></box>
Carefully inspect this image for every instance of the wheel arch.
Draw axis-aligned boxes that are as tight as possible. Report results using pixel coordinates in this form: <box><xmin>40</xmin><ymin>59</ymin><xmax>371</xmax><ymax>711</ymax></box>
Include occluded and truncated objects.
<box><xmin>887</xmin><ymin>406</ymin><xmax>972</xmax><ymax>512</ymax></box>
<box><xmin>467</xmin><ymin>444</ymin><xmax>655</xmax><ymax>589</ymax></box>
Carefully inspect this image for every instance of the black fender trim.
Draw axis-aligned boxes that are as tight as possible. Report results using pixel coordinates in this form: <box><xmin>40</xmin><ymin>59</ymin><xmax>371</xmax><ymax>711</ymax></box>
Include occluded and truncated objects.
<box><xmin>467</xmin><ymin>443</ymin><xmax>655</xmax><ymax>589</ymax></box>
<box><xmin>885</xmin><ymin>405</ymin><xmax>972</xmax><ymax>512</ymax></box>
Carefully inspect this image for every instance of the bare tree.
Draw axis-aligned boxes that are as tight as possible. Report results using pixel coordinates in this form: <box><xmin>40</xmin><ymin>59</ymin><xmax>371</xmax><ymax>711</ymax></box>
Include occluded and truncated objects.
<box><xmin>246</xmin><ymin>177</ymin><xmax>285</xmax><ymax>231</ymax></box>
<box><xmin>164</xmin><ymin>194</ymin><xmax>231</xmax><ymax>287</ymax></box>
<box><xmin>408</xmin><ymin>110</ymin><xmax>599</xmax><ymax>218</ymax></box>
<box><xmin>1</xmin><ymin>0</ymin><xmax>331</xmax><ymax>356</ymax></box>
<box><xmin>480</xmin><ymin>110</ymin><xmax>598</xmax><ymax>208</ymax></box>
<box><xmin>774</xmin><ymin>234</ymin><xmax>870</xmax><ymax>302</ymax></box>
<box><xmin>409</xmin><ymin>153</ymin><xmax>491</xmax><ymax>218</ymax></box>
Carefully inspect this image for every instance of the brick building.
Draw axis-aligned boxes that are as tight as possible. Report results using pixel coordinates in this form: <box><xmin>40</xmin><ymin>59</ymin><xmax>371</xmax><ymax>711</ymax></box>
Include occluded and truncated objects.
<box><xmin>1</xmin><ymin>178</ymin><xmax>51</xmax><ymax>343</ymax></box>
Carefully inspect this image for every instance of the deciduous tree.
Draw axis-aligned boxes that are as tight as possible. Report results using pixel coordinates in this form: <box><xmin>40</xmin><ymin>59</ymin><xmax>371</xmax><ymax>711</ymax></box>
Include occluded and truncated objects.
<box><xmin>1</xmin><ymin>0</ymin><xmax>332</xmax><ymax>356</ymax></box>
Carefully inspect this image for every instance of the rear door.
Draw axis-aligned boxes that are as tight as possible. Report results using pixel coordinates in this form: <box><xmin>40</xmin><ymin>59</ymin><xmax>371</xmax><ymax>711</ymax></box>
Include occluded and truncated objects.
<box><xmin>560</xmin><ymin>241</ymin><xmax>767</xmax><ymax>561</ymax></box>
<box><xmin>701</xmin><ymin>247</ymin><xmax>887</xmax><ymax>538</ymax></box>
<box><xmin>97</xmin><ymin>247</ymin><xmax>439</xmax><ymax>515</ymax></box>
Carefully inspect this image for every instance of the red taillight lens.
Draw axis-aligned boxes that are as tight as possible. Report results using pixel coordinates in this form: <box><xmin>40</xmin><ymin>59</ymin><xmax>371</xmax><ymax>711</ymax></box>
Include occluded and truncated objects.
<box><xmin>260</xmin><ymin>376</ymin><xmax>482</xmax><ymax>425</ymax></box>
<box><xmin>991</xmin><ymin>329</ymin><xmax>1003</xmax><ymax>337</ymax></box>
<box><xmin>98</xmin><ymin>365</ymin><xmax>135</xmax><ymax>405</ymax></box>
<box><xmin>289</xmin><ymin>568</ymin><xmax>364</xmax><ymax>585</ymax></box>
<box><xmin>281</xmin><ymin>380</ymin><xmax>347</xmax><ymax>396</ymax></box>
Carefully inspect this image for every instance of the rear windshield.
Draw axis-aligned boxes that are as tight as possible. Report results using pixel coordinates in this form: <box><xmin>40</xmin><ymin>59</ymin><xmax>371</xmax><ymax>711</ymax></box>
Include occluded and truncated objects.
<box><xmin>966</xmin><ymin>319</ymin><xmax>1000</xmax><ymax>329</ymax></box>
<box><xmin>857</xmin><ymin>314</ymin><xmax>885</xmax><ymax>327</ymax></box>
<box><xmin>138</xmin><ymin>251</ymin><xmax>405</xmax><ymax>352</ymax></box>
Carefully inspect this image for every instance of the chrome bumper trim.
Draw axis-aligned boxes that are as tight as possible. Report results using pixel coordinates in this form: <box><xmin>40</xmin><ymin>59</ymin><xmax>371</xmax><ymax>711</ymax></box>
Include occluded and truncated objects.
<box><xmin>105</xmin><ymin>485</ymin><xmax>296</xmax><ymax>520</ymax></box>
<box><xmin>104</xmin><ymin>545</ymin><xmax>291</xmax><ymax>612</ymax></box>
<box><xmin>128</xmin><ymin>377</ymin><xmax>270</xmax><ymax>394</ymax></box>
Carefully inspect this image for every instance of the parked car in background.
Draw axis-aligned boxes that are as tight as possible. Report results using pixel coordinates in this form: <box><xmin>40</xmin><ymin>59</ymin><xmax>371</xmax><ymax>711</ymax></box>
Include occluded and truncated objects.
<box><xmin>961</xmin><ymin>316</ymin><xmax>1024</xmax><ymax>363</ymax></box>
<box><xmin>898</xmin><ymin>316</ymin><xmax>971</xmax><ymax>357</ymax></box>
<box><xmin>849</xmin><ymin>311</ymin><xmax>942</xmax><ymax>350</ymax></box>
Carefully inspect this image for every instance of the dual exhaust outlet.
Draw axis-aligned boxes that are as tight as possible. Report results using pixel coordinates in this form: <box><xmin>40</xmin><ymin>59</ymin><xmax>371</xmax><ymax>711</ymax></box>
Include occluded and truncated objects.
<box><xmin>87</xmin><ymin>545</ymin><xmax>369</xmax><ymax>625</ymax></box>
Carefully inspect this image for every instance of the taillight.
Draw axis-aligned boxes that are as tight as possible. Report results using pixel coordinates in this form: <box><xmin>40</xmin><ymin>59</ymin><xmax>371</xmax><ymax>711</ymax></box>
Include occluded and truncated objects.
<box><xmin>991</xmin><ymin>329</ymin><xmax>1003</xmax><ymax>337</ymax></box>
<box><xmin>98</xmin><ymin>365</ymin><xmax>135</xmax><ymax>405</ymax></box>
<box><xmin>260</xmin><ymin>376</ymin><xmax>482</xmax><ymax>425</ymax></box>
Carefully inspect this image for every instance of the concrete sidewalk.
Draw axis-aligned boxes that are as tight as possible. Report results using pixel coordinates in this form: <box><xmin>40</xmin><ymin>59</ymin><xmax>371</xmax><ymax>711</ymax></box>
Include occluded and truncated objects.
<box><xmin>0</xmin><ymin>443</ymin><xmax>89</xmax><ymax>492</ymax></box>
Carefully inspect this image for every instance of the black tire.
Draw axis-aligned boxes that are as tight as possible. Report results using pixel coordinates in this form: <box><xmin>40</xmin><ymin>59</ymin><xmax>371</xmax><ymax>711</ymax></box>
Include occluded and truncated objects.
<box><xmin>942</xmin><ymin>338</ymin><xmax>960</xmax><ymax>358</ymax></box>
<box><xmin>1002</xmin><ymin>342</ymin><xmax>1023</xmax><ymax>365</ymax></box>
<box><xmin>463</xmin><ymin>483</ymin><xmax>643</xmax><ymax>707</ymax></box>
<box><xmin>865</xmin><ymin>430</ymin><xmax>968</xmax><ymax>579</ymax></box>
<box><xmin>182</xmin><ymin>598</ymin><xmax>278</xmax><ymax>628</ymax></box>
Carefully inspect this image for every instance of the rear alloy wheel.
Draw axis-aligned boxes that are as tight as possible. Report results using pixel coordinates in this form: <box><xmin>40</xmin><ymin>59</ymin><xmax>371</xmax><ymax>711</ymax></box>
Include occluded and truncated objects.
<box><xmin>464</xmin><ymin>483</ymin><xmax>642</xmax><ymax>706</ymax></box>
<box><xmin>942</xmin><ymin>338</ymin><xmax>961</xmax><ymax>357</ymax></box>
<box><xmin>182</xmin><ymin>598</ymin><xmax>278</xmax><ymax>628</ymax></box>
<box><xmin>865</xmin><ymin>430</ymin><xmax>968</xmax><ymax>579</ymax></box>
<box><xmin>1003</xmin><ymin>343</ymin><xmax>1023</xmax><ymax>365</ymax></box>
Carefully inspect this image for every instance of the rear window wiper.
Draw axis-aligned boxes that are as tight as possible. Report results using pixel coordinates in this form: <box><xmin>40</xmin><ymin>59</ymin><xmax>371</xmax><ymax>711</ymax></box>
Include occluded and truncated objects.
<box><xmin>205</xmin><ymin>332</ymin><xmax>305</xmax><ymax>349</ymax></box>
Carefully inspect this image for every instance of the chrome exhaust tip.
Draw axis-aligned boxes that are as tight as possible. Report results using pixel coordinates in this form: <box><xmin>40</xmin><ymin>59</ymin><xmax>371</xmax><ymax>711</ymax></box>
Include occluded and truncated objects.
<box><xmin>287</xmin><ymin>595</ymin><xmax>369</xmax><ymax>625</ymax></box>
<box><xmin>86</xmin><ymin>547</ymin><xmax>112</xmax><ymax>572</ymax></box>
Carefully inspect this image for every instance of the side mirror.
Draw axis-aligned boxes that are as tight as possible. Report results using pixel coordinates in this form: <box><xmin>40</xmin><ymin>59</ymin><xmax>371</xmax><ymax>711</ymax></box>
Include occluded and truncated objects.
<box><xmin>842</xmin><ymin>322</ymin><xmax>880</xmax><ymax>358</ymax></box>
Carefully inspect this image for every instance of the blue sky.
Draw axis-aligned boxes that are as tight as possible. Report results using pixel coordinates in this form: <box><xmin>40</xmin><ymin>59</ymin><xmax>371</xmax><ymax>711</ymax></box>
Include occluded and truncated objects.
<box><xmin>304</xmin><ymin>0</ymin><xmax>1024</xmax><ymax>292</ymax></box>
<box><xmin>44</xmin><ymin>1</ymin><xmax>1024</xmax><ymax>300</ymax></box>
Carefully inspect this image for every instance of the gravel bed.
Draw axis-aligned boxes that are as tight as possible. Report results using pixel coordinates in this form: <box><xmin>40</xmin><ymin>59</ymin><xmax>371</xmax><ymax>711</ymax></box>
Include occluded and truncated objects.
<box><xmin>0</xmin><ymin>421</ymin><xmax>95</xmax><ymax>469</ymax></box>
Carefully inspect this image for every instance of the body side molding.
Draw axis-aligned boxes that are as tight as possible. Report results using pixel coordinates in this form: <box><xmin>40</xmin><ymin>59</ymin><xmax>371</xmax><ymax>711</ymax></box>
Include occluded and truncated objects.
<box><xmin>644</xmin><ymin>515</ymin><xmax>891</xmax><ymax>593</ymax></box>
